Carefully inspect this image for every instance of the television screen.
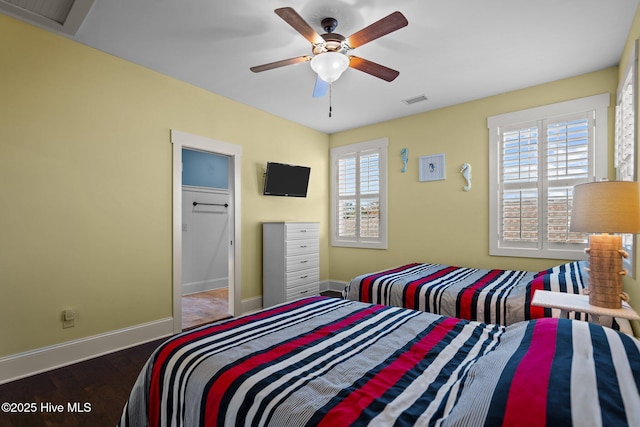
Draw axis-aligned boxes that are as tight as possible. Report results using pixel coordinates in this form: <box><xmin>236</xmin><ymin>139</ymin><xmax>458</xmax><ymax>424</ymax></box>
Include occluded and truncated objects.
<box><xmin>263</xmin><ymin>162</ymin><xmax>311</xmax><ymax>197</ymax></box>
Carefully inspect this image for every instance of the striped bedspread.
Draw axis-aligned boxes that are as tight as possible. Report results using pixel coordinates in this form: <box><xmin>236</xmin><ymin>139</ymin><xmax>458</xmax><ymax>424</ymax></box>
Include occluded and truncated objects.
<box><xmin>119</xmin><ymin>296</ymin><xmax>640</xmax><ymax>427</ymax></box>
<box><xmin>344</xmin><ymin>262</ymin><xmax>589</xmax><ymax>325</ymax></box>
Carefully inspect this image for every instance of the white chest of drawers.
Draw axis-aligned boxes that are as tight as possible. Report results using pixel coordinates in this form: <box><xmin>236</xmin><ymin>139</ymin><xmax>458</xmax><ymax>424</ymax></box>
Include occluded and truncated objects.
<box><xmin>263</xmin><ymin>222</ymin><xmax>320</xmax><ymax>308</ymax></box>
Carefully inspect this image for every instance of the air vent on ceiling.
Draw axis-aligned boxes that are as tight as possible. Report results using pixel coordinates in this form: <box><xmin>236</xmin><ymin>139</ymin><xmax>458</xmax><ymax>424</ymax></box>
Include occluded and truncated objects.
<box><xmin>0</xmin><ymin>0</ymin><xmax>94</xmax><ymax>35</ymax></box>
<box><xmin>402</xmin><ymin>95</ymin><xmax>428</xmax><ymax>105</ymax></box>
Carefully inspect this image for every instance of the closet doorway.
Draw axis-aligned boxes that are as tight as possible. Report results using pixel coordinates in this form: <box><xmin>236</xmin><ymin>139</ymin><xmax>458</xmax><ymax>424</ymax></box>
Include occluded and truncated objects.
<box><xmin>171</xmin><ymin>130</ymin><xmax>242</xmax><ymax>334</ymax></box>
<box><xmin>181</xmin><ymin>149</ymin><xmax>230</xmax><ymax>329</ymax></box>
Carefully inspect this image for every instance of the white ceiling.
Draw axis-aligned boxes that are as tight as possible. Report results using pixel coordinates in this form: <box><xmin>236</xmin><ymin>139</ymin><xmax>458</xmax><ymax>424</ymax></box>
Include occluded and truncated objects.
<box><xmin>5</xmin><ymin>0</ymin><xmax>640</xmax><ymax>134</ymax></box>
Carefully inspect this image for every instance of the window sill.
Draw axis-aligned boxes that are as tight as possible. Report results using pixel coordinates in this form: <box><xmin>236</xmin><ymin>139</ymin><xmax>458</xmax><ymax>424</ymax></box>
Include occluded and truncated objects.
<box><xmin>490</xmin><ymin>246</ymin><xmax>589</xmax><ymax>260</ymax></box>
<box><xmin>332</xmin><ymin>240</ymin><xmax>387</xmax><ymax>250</ymax></box>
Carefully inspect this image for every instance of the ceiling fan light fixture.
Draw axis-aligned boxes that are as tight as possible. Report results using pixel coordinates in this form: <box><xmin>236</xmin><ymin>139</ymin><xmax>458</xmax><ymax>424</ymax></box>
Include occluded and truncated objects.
<box><xmin>310</xmin><ymin>52</ymin><xmax>349</xmax><ymax>83</ymax></box>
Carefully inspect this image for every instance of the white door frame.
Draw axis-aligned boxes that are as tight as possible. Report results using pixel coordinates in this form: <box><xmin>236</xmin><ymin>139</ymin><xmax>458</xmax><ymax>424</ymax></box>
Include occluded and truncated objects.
<box><xmin>170</xmin><ymin>129</ymin><xmax>242</xmax><ymax>333</ymax></box>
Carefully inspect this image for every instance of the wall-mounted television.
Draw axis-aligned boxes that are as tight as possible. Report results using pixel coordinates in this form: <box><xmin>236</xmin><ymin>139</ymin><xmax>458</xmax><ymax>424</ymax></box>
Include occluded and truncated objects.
<box><xmin>263</xmin><ymin>162</ymin><xmax>311</xmax><ymax>197</ymax></box>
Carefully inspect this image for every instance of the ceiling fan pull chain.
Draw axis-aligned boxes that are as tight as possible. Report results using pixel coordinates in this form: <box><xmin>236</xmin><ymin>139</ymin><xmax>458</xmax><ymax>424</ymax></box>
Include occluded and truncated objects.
<box><xmin>329</xmin><ymin>83</ymin><xmax>332</xmax><ymax>118</ymax></box>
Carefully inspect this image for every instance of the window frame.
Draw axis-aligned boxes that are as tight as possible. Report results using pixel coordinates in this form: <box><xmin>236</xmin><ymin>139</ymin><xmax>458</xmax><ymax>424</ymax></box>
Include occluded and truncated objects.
<box><xmin>330</xmin><ymin>138</ymin><xmax>388</xmax><ymax>249</ymax></box>
<box><xmin>488</xmin><ymin>93</ymin><xmax>610</xmax><ymax>259</ymax></box>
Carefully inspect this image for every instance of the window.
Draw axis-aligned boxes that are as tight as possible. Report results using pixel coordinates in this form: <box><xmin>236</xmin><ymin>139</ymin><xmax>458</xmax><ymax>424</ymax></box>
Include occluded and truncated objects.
<box><xmin>488</xmin><ymin>94</ymin><xmax>609</xmax><ymax>259</ymax></box>
<box><xmin>615</xmin><ymin>42</ymin><xmax>637</xmax><ymax>274</ymax></box>
<box><xmin>331</xmin><ymin>138</ymin><xmax>388</xmax><ymax>249</ymax></box>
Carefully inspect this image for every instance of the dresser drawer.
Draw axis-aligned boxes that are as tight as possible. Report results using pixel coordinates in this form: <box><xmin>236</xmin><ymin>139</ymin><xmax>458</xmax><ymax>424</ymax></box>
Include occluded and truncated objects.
<box><xmin>285</xmin><ymin>223</ymin><xmax>319</xmax><ymax>240</ymax></box>
<box><xmin>285</xmin><ymin>239</ymin><xmax>319</xmax><ymax>256</ymax></box>
<box><xmin>286</xmin><ymin>281</ymin><xmax>320</xmax><ymax>301</ymax></box>
<box><xmin>286</xmin><ymin>253</ymin><xmax>319</xmax><ymax>272</ymax></box>
<box><xmin>286</xmin><ymin>267</ymin><xmax>319</xmax><ymax>288</ymax></box>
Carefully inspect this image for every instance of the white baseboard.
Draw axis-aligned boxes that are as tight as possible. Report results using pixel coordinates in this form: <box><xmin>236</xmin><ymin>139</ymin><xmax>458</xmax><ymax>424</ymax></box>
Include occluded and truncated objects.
<box><xmin>0</xmin><ymin>317</ymin><xmax>174</xmax><ymax>385</ymax></box>
<box><xmin>321</xmin><ymin>280</ymin><xmax>347</xmax><ymax>293</ymax></box>
<box><xmin>241</xmin><ymin>296</ymin><xmax>263</xmax><ymax>314</ymax></box>
<box><xmin>182</xmin><ymin>278</ymin><xmax>228</xmax><ymax>296</ymax></box>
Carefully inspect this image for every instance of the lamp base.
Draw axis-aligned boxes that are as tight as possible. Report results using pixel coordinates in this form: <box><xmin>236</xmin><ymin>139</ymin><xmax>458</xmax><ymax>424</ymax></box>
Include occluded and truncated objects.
<box><xmin>586</xmin><ymin>234</ymin><xmax>627</xmax><ymax>309</ymax></box>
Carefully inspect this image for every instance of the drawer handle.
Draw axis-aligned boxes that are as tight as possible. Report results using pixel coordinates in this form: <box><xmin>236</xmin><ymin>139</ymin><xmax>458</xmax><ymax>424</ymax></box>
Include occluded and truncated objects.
<box><xmin>300</xmin><ymin>230</ymin><xmax>307</xmax><ymax>233</ymax></box>
<box><xmin>300</xmin><ymin>245</ymin><xmax>307</xmax><ymax>248</ymax></box>
<box><xmin>300</xmin><ymin>290</ymin><xmax>309</xmax><ymax>294</ymax></box>
<box><xmin>300</xmin><ymin>275</ymin><xmax>308</xmax><ymax>279</ymax></box>
<box><xmin>300</xmin><ymin>260</ymin><xmax>308</xmax><ymax>264</ymax></box>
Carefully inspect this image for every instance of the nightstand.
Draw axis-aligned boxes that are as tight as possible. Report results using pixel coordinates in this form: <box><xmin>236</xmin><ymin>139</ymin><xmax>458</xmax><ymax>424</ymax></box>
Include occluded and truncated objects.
<box><xmin>532</xmin><ymin>290</ymin><xmax>640</xmax><ymax>334</ymax></box>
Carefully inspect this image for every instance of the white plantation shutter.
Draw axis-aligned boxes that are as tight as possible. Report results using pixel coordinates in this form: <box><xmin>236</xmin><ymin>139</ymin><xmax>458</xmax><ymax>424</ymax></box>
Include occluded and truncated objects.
<box><xmin>337</xmin><ymin>156</ymin><xmax>356</xmax><ymax>238</ymax></box>
<box><xmin>615</xmin><ymin>78</ymin><xmax>634</xmax><ymax>181</ymax></box>
<box><xmin>359</xmin><ymin>152</ymin><xmax>380</xmax><ymax>239</ymax></box>
<box><xmin>545</xmin><ymin>114</ymin><xmax>591</xmax><ymax>247</ymax></box>
<box><xmin>499</xmin><ymin>115</ymin><xmax>590</xmax><ymax>249</ymax></box>
<box><xmin>615</xmin><ymin>50</ymin><xmax>637</xmax><ymax>274</ymax></box>
<box><xmin>332</xmin><ymin>138</ymin><xmax>388</xmax><ymax>249</ymax></box>
<box><xmin>500</xmin><ymin>125</ymin><xmax>539</xmax><ymax>246</ymax></box>
<box><xmin>489</xmin><ymin>94</ymin><xmax>609</xmax><ymax>259</ymax></box>
<box><xmin>616</xmin><ymin>51</ymin><xmax>636</xmax><ymax>183</ymax></box>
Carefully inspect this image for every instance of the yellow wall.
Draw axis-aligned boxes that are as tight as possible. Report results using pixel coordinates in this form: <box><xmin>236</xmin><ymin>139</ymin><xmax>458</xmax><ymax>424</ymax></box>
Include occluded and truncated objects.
<box><xmin>328</xmin><ymin>67</ymin><xmax>618</xmax><ymax>282</ymax></box>
<box><xmin>618</xmin><ymin>4</ymin><xmax>640</xmax><ymax>335</ymax></box>
<box><xmin>0</xmin><ymin>15</ymin><xmax>329</xmax><ymax>357</ymax></box>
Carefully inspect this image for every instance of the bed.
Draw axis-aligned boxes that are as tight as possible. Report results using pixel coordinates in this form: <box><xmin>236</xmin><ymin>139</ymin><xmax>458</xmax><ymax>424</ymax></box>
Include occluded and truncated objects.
<box><xmin>343</xmin><ymin>261</ymin><xmax>599</xmax><ymax>326</ymax></box>
<box><xmin>119</xmin><ymin>296</ymin><xmax>640</xmax><ymax>426</ymax></box>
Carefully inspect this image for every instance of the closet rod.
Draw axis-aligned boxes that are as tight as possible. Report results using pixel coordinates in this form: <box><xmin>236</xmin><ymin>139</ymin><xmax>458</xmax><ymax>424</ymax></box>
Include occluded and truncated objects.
<box><xmin>193</xmin><ymin>201</ymin><xmax>229</xmax><ymax>208</ymax></box>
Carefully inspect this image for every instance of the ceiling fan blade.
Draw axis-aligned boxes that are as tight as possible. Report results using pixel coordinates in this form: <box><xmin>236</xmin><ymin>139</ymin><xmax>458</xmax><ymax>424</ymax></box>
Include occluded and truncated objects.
<box><xmin>349</xmin><ymin>56</ymin><xmax>400</xmax><ymax>82</ymax></box>
<box><xmin>346</xmin><ymin>11</ymin><xmax>408</xmax><ymax>49</ymax></box>
<box><xmin>274</xmin><ymin>7</ymin><xmax>324</xmax><ymax>45</ymax></box>
<box><xmin>250</xmin><ymin>56</ymin><xmax>311</xmax><ymax>73</ymax></box>
<box><xmin>312</xmin><ymin>75</ymin><xmax>329</xmax><ymax>98</ymax></box>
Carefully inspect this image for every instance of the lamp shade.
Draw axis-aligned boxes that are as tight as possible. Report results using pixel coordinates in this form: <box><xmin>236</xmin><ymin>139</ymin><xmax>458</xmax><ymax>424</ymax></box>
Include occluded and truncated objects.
<box><xmin>570</xmin><ymin>181</ymin><xmax>640</xmax><ymax>233</ymax></box>
<box><xmin>310</xmin><ymin>52</ymin><xmax>349</xmax><ymax>83</ymax></box>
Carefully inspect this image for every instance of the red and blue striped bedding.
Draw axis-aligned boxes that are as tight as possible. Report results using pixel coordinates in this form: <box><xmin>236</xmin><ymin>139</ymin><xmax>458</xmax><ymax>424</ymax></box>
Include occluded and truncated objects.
<box><xmin>344</xmin><ymin>261</ymin><xmax>590</xmax><ymax>325</ymax></box>
<box><xmin>119</xmin><ymin>296</ymin><xmax>640</xmax><ymax>426</ymax></box>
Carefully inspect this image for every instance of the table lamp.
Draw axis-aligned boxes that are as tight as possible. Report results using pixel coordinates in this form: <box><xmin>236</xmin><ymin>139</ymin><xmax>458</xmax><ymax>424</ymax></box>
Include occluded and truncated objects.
<box><xmin>570</xmin><ymin>181</ymin><xmax>640</xmax><ymax>308</ymax></box>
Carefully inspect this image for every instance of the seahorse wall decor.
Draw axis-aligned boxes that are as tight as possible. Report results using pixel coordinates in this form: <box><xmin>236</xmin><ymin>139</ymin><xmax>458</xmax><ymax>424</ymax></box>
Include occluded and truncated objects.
<box><xmin>401</xmin><ymin>148</ymin><xmax>408</xmax><ymax>173</ymax></box>
<box><xmin>460</xmin><ymin>163</ymin><xmax>472</xmax><ymax>191</ymax></box>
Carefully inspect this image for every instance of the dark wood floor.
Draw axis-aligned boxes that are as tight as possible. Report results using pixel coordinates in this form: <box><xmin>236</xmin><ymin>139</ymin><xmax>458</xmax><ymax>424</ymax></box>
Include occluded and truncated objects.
<box><xmin>0</xmin><ymin>338</ymin><xmax>164</xmax><ymax>427</ymax></box>
<box><xmin>0</xmin><ymin>291</ymin><xmax>342</xmax><ymax>427</ymax></box>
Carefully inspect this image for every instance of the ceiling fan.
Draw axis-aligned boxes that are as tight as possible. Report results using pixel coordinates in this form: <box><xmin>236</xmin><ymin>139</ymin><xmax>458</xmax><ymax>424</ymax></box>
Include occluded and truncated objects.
<box><xmin>250</xmin><ymin>7</ymin><xmax>408</xmax><ymax>98</ymax></box>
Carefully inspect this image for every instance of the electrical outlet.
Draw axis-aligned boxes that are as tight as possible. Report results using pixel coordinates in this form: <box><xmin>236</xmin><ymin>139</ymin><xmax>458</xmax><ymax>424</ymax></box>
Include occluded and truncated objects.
<box><xmin>62</xmin><ymin>309</ymin><xmax>76</xmax><ymax>328</ymax></box>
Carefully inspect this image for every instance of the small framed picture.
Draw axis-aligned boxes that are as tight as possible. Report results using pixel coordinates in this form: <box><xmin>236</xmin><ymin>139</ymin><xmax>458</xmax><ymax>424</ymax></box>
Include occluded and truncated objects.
<box><xmin>419</xmin><ymin>153</ymin><xmax>446</xmax><ymax>182</ymax></box>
